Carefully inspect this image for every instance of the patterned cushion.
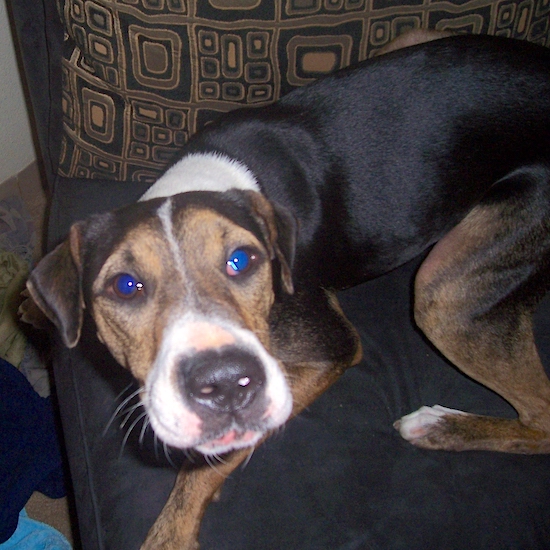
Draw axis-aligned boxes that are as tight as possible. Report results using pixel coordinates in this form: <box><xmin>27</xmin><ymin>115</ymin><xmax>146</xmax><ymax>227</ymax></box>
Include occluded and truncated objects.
<box><xmin>57</xmin><ymin>0</ymin><xmax>550</xmax><ymax>183</ymax></box>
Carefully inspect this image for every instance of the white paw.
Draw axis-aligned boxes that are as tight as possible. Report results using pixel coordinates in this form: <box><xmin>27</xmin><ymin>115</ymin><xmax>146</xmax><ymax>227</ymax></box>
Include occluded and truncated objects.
<box><xmin>395</xmin><ymin>405</ymin><xmax>467</xmax><ymax>441</ymax></box>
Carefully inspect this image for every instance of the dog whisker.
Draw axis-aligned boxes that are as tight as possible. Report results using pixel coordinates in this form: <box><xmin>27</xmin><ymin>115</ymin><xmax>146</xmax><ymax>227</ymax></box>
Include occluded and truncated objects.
<box><xmin>153</xmin><ymin>432</ymin><xmax>160</xmax><ymax>462</ymax></box>
<box><xmin>119</xmin><ymin>410</ymin><xmax>148</xmax><ymax>458</ymax></box>
<box><xmin>120</xmin><ymin>401</ymin><xmax>146</xmax><ymax>429</ymax></box>
<box><xmin>139</xmin><ymin>415</ymin><xmax>151</xmax><ymax>445</ymax></box>
<box><xmin>241</xmin><ymin>447</ymin><xmax>255</xmax><ymax>470</ymax></box>
<box><xmin>114</xmin><ymin>382</ymin><xmax>137</xmax><ymax>404</ymax></box>
<box><xmin>212</xmin><ymin>452</ymin><xmax>229</xmax><ymax>465</ymax></box>
<box><xmin>204</xmin><ymin>454</ymin><xmax>226</xmax><ymax>477</ymax></box>
<box><xmin>163</xmin><ymin>442</ymin><xmax>178</xmax><ymax>469</ymax></box>
<box><xmin>102</xmin><ymin>386</ymin><xmax>144</xmax><ymax>437</ymax></box>
<box><xmin>182</xmin><ymin>448</ymin><xmax>196</xmax><ymax>464</ymax></box>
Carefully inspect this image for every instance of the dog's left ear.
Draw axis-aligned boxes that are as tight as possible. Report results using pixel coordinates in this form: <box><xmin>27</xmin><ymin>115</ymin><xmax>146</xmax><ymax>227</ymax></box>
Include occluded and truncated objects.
<box><xmin>26</xmin><ymin>222</ymin><xmax>86</xmax><ymax>348</ymax></box>
<box><xmin>245</xmin><ymin>191</ymin><xmax>297</xmax><ymax>294</ymax></box>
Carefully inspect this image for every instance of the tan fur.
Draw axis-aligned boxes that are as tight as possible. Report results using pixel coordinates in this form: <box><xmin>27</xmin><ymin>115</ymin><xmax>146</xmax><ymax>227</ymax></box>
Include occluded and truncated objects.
<box><xmin>23</xmin><ymin>193</ymin><xmax>361</xmax><ymax>549</ymax></box>
<box><xmin>413</xmin><ymin>202</ymin><xmax>550</xmax><ymax>452</ymax></box>
<box><xmin>90</xmin><ymin>208</ymin><xmax>276</xmax><ymax>384</ymax></box>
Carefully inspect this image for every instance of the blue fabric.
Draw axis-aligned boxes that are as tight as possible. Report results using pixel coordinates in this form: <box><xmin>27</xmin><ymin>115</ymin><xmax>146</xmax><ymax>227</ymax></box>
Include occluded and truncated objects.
<box><xmin>0</xmin><ymin>358</ymin><xmax>66</xmax><ymax>543</ymax></box>
<box><xmin>0</xmin><ymin>509</ymin><xmax>70</xmax><ymax>549</ymax></box>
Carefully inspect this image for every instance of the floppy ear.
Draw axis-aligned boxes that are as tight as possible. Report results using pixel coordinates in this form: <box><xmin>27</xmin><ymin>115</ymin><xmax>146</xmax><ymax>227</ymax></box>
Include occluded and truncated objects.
<box><xmin>245</xmin><ymin>191</ymin><xmax>297</xmax><ymax>295</ymax></box>
<box><xmin>26</xmin><ymin>222</ymin><xmax>86</xmax><ymax>348</ymax></box>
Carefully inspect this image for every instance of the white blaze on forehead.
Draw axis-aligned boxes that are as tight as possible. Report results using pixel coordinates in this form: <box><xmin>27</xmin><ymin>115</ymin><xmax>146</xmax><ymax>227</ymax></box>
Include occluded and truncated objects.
<box><xmin>140</xmin><ymin>152</ymin><xmax>260</xmax><ymax>202</ymax></box>
<box><xmin>137</xmin><ymin>152</ymin><xmax>293</xmax><ymax>451</ymax></box>
<box><xmin>156</xmin><ymin>199</ymin><xmax>183</xmax><ymax>266</ymax></box>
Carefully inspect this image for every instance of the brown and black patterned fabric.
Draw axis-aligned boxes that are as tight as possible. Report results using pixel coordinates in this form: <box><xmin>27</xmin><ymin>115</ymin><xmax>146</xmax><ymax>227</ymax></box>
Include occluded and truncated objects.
<box><xmin>57</xmin><ymin>0</ymin><xmax>550</xmax><ymax>183</ymax></box>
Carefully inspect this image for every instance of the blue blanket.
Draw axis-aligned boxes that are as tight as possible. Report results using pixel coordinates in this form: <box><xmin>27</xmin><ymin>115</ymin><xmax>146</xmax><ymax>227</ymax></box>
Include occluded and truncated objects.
<box><xmin>0</xmin><ymin>510</ymin><xmax>70</xmax><ymax>549</ymax></box>
<box><xmin>0</xmin><ymin>358</ymin><xmax>66</xmax><ymax>543</ymax></box>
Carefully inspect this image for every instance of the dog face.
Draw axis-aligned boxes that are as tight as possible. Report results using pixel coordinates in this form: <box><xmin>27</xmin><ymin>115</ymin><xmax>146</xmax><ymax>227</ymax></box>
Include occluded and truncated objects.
<box><xmin>28</xmin><ymin>190</ymin><xmax>298</xmax><ymax>455</ymax></box>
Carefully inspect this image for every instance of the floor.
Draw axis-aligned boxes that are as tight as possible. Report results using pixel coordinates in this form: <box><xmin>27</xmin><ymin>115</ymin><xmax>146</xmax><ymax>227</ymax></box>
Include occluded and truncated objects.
<box><xmin>0</xmin><ymin>162</ymin><xmax>46</xmax><ymax>264</ymax></box>
<box><xmin>0</xmin><ymin>160</ymin><xmax>75</xmax><ymax>545</ymax></box>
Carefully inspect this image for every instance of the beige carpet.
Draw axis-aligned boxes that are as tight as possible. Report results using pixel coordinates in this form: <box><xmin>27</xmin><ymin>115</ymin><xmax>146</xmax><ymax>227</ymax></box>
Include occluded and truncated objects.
<box><xmin>26</xmin><ymin>493</ymin><xmax>74</xmax><ymax>545</ymax></box>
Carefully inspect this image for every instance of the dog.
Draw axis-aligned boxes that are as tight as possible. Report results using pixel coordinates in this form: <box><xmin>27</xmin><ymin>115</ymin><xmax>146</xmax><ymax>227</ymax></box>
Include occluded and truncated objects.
<box><xmin>23</xmin><ymin>33</ymin><xmax>550</xmax><ymax>549</ymax></box>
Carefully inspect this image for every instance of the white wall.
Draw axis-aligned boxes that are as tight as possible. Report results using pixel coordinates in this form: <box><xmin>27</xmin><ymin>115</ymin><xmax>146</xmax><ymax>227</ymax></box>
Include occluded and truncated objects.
<box><xmin>0</xmin><ymin>0</ymin><xmax>36</xmax><ymax>183</ymax></box>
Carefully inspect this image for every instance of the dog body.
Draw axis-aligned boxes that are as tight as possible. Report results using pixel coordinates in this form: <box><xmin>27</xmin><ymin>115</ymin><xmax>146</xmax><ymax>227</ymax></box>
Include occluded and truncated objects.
<box><xmin>27</xmin><ymin>34</ymin><xmax>550</xmax><ymax>548</ymax></box>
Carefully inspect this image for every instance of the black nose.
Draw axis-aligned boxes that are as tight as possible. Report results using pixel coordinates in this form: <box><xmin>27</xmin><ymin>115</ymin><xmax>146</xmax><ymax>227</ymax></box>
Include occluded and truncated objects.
<box><xmin>180</xmin><ymin>347</ymin><xmax>266</xmax><ymax>413</ymax></box>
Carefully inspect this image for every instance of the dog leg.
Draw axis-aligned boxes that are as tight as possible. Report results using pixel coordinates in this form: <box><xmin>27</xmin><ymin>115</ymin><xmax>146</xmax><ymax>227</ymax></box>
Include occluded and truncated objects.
<box><xmin>141</xmin><ymin>450</ymin><xmax>249</xmax><ymax>550</ymax></box>
<box><xmin>141</xmin><ymin>362</ymin><xmax>353</xmax><ymax>550</ymax></box>
<box><xmin>397</xmin><ymin>165</ymin><xmax>550</xmax><ymax>453</ymax></box>
<box><xmin>142</xmin><ymin>291</ymin><xmax>360</xmax><ymax>548</ymax></box>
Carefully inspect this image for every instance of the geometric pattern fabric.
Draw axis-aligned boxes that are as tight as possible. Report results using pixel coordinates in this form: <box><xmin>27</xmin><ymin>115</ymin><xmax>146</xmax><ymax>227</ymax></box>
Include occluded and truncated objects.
<box><xmin>57</xmin><ymin>0</ymin><xmax>550</xmax><ymax>182</ymax></box>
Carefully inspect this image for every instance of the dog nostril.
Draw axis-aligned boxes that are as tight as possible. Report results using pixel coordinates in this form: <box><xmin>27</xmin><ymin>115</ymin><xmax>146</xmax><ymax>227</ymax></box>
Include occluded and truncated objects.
<box><xmin>181</xmin><ymin>347</ymin><xmax>266</xmax><ymax>413</ymax></box>
<box><xmin>199</xmin><ymin>376</ymin><xmax>250</xmax><ymax>395</ymax></box>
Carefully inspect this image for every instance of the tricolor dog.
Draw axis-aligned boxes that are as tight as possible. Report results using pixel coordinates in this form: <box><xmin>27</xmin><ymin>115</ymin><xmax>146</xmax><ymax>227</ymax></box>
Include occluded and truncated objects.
<box><xmin>24</xmin><ymin>34</ymin><xmax>550</xmax><ymax>548</ymax></box>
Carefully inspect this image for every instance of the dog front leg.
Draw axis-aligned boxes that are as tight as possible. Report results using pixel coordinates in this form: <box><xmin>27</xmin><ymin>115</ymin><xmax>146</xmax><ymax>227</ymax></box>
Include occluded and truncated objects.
<box><xmin>143</xmin><ymin>291</ymin><xmax>361</xmax><ymax>548</ymax></box>
<box><xmin>141</xmin><ymin>448</ymin><xmax>250</xmax><ymax>550</ymax></box>
<box><xmin>142</xmin><ymin>359</ymin><xmax>353</xmax><ymax>550</ymax></box>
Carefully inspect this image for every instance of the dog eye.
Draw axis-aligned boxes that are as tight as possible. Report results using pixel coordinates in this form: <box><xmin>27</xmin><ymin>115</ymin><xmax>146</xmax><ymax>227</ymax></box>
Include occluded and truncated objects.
<box><xmin>226</xmin><ymin>248</ymin><xmax>256</xmax><ymax>277</ymax></box>
<box><xmin>112</xmin><ymin>273</ymin><xmax>144</xmax><ymax>299</ymax></box>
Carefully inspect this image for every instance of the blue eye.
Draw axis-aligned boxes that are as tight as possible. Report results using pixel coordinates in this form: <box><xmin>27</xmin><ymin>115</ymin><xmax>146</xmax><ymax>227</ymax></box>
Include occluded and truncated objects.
<box><xmin>226</xmin><ymin>249</ymin><xmax>254</xmax><ymax>276</ymax></box>
<box><xmin>113</xmin><ymin>273</ymin><xmax>144</xmax><ymax>298</ymax></box>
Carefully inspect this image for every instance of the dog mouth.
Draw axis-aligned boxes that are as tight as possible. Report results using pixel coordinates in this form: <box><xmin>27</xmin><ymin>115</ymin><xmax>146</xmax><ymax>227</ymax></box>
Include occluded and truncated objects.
<box><xmin>195</xmin><ymin>428</ymin><xmax>263</xmax><ymax>455</ymax></box>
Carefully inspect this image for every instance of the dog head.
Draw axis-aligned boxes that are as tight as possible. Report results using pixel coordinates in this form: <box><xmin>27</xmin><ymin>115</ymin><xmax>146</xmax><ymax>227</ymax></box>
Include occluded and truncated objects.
<box><xmin>28</xmin><ymin>189</ymin><xmax>297</xmax><ymax>455</ymax></box>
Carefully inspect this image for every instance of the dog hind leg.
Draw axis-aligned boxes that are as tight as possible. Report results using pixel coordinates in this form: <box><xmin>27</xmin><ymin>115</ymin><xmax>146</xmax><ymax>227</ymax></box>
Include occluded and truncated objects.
<box><xmin>396</xmin><ymin>164</ymin><xmax>550</xmax><ymax>453</ymax></box>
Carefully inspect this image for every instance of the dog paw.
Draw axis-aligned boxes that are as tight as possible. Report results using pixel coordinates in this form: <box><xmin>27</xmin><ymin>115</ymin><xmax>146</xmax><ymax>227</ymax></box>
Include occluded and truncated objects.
<box><xmin>394</xmin><ymin>405</ymin><xmax>468</xmax><ymax>447</ymax></box>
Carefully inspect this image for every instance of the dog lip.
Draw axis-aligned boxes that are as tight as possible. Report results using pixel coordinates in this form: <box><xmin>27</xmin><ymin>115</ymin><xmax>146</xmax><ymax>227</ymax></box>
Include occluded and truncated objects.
<box><xmin>146</xmin><ymin>396</ymin><xmax>203</xmax><ymax>448</ymax></box>
<box><xmin>196</xmin><ymin>428</ymin><xmax>261</xmax><ymax>454</ymax></box>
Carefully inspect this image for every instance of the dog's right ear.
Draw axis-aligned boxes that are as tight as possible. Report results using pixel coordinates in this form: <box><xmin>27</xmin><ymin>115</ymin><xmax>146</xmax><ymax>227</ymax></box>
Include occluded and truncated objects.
<box><xmin>26</xmin><ymin>222</ymin><xmax>86</xmax><ymax>348</ymax></box>
<box><xmin>244</xmin><ymin>191</ymin><xmax>297</xmax><ymax>295</ymax></box>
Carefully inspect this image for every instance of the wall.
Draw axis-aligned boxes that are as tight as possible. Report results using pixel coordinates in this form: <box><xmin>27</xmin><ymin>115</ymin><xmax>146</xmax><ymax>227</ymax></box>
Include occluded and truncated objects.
<box><xmin>0</xmin><ymin>0</ymin><xmax>36</xmax><ymax>183</ymax></box>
